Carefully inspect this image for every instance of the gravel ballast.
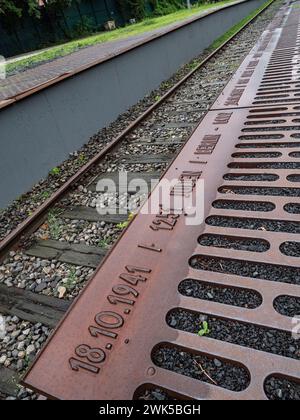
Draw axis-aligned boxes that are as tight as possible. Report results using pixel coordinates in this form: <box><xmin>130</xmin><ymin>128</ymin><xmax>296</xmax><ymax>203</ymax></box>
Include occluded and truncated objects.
<box><xmin>179</xmin><ymin>279</ymin><xmax>262</xmax><ymax>309</ymax></box>
<box><xmin>0</xmin><ymin>251</ymin><xmax>94</xmax><ymax>300</ymax></box>
<box><xmin>198</xmin><ymin>233</ymin><xmax>269</xmax><ymax>252</ymax></box>
<box><xmin>212</xmin><ymin>199</ymin><xmax>275</xmax><ymax>212</ymax></box>
<box><xmin>136</xmin><ymin>387</ymin><xmax>177</xmax><ymax>401</ymax></box>
<box><xmin>167</xmin><ymin>309</ymin><xmax>300</xmax><ymax>360</ymax></box>
<box><xmin>273</xmin><ymin>295</ymin><xmax>300</xmax><ymax>318</ymax></box>
<box><xmin>280</xmin><ymin>241</ymin><xmax>300</xmax><ymax>257</ymax></box>
<box><xmin>265</xmin><ymin>376</ymin><xmax>300</xmax><ymax>400</ymax></box>
<box><xmin>223</xmin><ymin>173</ymin><xmax>279</xmax><ymax>181</ymax></box>
<box><xmin>228</xmin><ymin>161</ymin><xmax>300</xmax><ymax>169</ymax></box>
<box><xmin>152</xmin><ymin>345</ymin><xmax>250</xmax><ymax>392</ymax></box>
<box><xmin>236</xmin><ymin>142</ymin><xmax>300</xmax><ymax>149</ymax></box>
<box><xmin>0</xmin><ymin>315</ymin><xmax>51</xmax><ymax>400</ymax></box>
<box><xmin>190</xmin><ymin>254</ymin><xmax>300</xmax><ymax>285</ymax></box>
<box><xmin>206</xmin><ymin>215</ymin><xmax>300</xmax><ymax>234</ymax></box>
<box><xmin>218</xmin><ymin>186</ymin><xmax>300</xmax><ymax>197</ymax></box>
<box><xmin>284</xmin><ymin>203</ymin><xmax>300</xmax><ymax>214</ymax></box>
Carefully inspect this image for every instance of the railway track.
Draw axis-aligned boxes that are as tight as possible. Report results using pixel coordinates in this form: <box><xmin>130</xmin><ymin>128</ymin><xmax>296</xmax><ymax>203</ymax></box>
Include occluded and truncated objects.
<box><xmin>0</xmin><ymin>0</ymin><xmax>278</xmax><ymax>253</ymax></box>
<box><xmin>1</xmin><ymin>0</ymin><xmax>299</xmax><ymax>400</ymax></box>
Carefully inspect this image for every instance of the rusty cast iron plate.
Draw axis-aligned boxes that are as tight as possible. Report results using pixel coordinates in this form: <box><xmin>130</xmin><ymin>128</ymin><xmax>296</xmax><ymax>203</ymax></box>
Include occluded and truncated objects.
<box><xmin>212</xmin><ymin>5</ymin><xmax>300</xmax><ymax>110</ymax></box>
<box><xmin>22</xmin><ymin>104</ymin><xmax>300</xmax><ymax>399</ymax></box>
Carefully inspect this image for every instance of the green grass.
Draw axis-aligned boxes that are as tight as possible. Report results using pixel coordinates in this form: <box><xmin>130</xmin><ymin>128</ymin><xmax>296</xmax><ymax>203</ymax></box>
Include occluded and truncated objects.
<box><xmin>116</xmin><ymin>212</ymin><xmax>135</xmax><ymax>230</ymax></box>
<box><xmin>63</xmin><ymin>267</ymin><xmax>78</xmax><ymax>290</ymax></box>
<box><xmin>50</xmin><ymin>166</ymin><xmax>61</xmax><ymax>176</ymax></box>
<box><xmin>198</xmin><ymin>321</ymin><xmax>210</xmax><ymax>336</ymax></box>
<box><xmin>7</xmin><ymin>0</ymin><xmax>238</xmax><ymax>74</ymax></box>
<box><xmin>208</xmin><ymin>0</ymin><xmax>274</xmax><ymax>51</ymax></box>
<box><xmin>47</xmin><ymin>209</ymin><xmax>63</xmax><ymax>240</ymax></box>
<box><xmin>97</xmin><ymin>239</ymin><xmax>110</xmax><ymax>249</ymax></box>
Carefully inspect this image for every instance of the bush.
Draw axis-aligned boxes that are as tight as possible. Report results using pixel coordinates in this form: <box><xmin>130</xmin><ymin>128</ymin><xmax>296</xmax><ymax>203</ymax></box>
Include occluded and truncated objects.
<box><xmin>149</xmin><ymin>0</ymin><xmax>185</xmax><ymax>16</ymax></box>
<box><xmin>116</xmin><ymin>0</ymin><xmax>146</xmax><ymax>21</ymax></box>
<box><xmin>72</xmin><ymin>16</ymin><xmax>95</xmax><ymax>37</ymax></box>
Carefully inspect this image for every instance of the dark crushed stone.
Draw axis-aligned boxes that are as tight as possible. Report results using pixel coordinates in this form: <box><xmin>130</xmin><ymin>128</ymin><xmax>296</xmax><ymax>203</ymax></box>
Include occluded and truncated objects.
<box><xmin>206</xmin><ymin>215</ymin><xmax>300</xmax><ymax>234</ymax></box>
<box><xmin>239</xmin><ymin>134</ymin><xmax>284</xmax><ymax>140</ymax></box>
<box><xmin>287</xmin><ymin>174</ymin><xmax>300</xmax><ymax>182</ymax></box>
<box><xmin>289</xmin><ymin>151</ymin><xmax>300</xmax><ymax>158</ymax></box>
<box><xmin>280</xmin><ymin>241</ymin><xmax>300</xmax><ymax>257</ymax></box>
<box><xmin>218</xmin><ymin>186</ymin><xmax>300</xmax><ymax>197</ymax></box>
<box><xmin>190</xmin><ymin>254</ymin><xmax>300</xmax><ymax>285</ymax></box>
<box><xmin>284</xmin><ymin>203</ymin><xmax>300</xmax><ymax>214</ymax></box>
<box><xmin>228</xmin><ymin>162</ymin><xmax>300</xmax><ymax>169</ymax></box>
<box><xmin>198</xmin><ymin>233</ymin><xmax>269</xmax><ymax>252</ymax></box>
<box><xmin>256</xmin><ymin>89</ymin><xmax>300</xmax><ymax>96</ymax></box>
<box><xmin>167</xmin><ymin>309</ymin><xmax>300</xmax><ymax>360</ymax></box>
<box><xmin>232</xmin><ymin>152</ymin><xmax>282</xmax><ymax>158</ymax></box>
<box><xmin>212</xmin><ymin>199</ymin><xmax>274</xmax><ymax>212</ymax></box>
<box><xmin>179</xmin><ymin>278</ymin><xmax>262</xmax><ymax>309</ymax></box>
<box><xmin>261</xmin><ymin>79</ymin><xmax>293</xmax><ymax>85</ymax></box>
<box><xmin>254</xmin><ymin>99</ymin><xmax>300</xmax><ymax>105</ymax></box>
<box><xmin>242</xmin><ymin>126</ymin><xmax>300</xmax><ymax>132</ymax></box>
<box><xmin>265</xmin><ymin>376</ymin><xmax>300</xmax><ymax>400</ymax></box>
<box><xmin>152</xmin><ymin>346</ymin><xmax>250</xmax><ymax>392</ymax></box>
<box><xmin>255</xmin><ymin>95</ymin><xmax>292</xmax><ymax>100</ymax></box>
<box><xmin>223</xmin><ymin>173</ymin><xmax>278</xmax><ymax>181</ymax></box>
<box><xmin>274</xmin><ymin>295</ymin><xmax>300</xmax><ymax>318</ymax></box>
<box><xmin>236</xmin><ymin>142</ymin><xmax>300</xmax><ymax>149</ymax></box>
<box><xmin>244</xmin><ymin>119</ymin><xmax>285</xmax><ymax>125</ymax></box>
<box><xmin>137</xmin><ymin>388</ymin><xmax>176</xmax><ymax>401</ymax></box>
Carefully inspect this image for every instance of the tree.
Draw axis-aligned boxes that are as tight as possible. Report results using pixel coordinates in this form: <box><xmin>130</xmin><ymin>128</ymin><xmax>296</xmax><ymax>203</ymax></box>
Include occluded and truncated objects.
<box><xmin>148</xmin><ymin>0</ymin><xmax>184</xmax><ymax>16</ymax></box>
<box><xmin>128</xmin><ymin>0</ymin><xmax>146</xmax><ymax>20</ymax></box>
<box><xmin>116</xmin><ymin>0</ymin><xmax>146</xmax><ymax>22</ymax></box>
<box><xmin>0</xmin><ymin>0</ymin><xmax>76</xmax><ymax>19</ymax></box>
<box><xmin>0</xmin><ymin>1</ymin><xmax>24</xmax><ymax>51</ymax></box>
<box><xmin>0</xmin><ymin>0</ymin><xmax>41</xmax><ymax>17</ymax></box>
<box><xmin>28</xmin><ymin>0</ymin><xmax>42</xmax><ymax>18</ymax></box>
<box><xmin>43</xmin><ymin>0</ymin><xmax>74</xmax><ymax>9</ymax></box>
<box><xmin>42</xmin><ymin>0</ymin><xmax>74</xmax><ymax>39</ymax></box>
<box><xmin>0</xmin><ymin>0</ymin><xmax>22</xmax><ymax>18</ymax></box>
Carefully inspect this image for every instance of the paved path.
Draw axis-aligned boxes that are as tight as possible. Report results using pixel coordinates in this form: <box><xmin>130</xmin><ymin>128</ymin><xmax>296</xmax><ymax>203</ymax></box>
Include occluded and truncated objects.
<box><xmin>0</xmin><ymin>1</ymin><xmax>240</xmax><ymax>105</ymax></box>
